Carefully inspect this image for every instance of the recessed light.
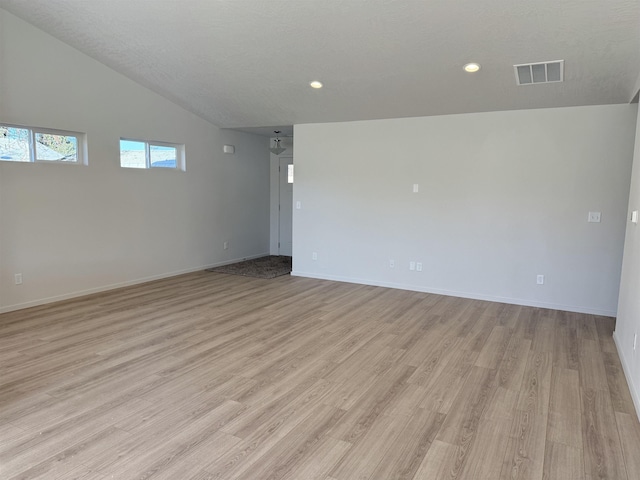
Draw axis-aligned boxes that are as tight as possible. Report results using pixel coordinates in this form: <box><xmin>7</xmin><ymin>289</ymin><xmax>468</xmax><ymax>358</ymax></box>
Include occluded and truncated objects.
<box><xmin>463</xmin><ymin>63</ymin><xmax>481</xmax><ymax>73</ymax></box>
<box><xmin>310</xmin><ymin>81</ymin><xmax>323</xmax><ymax>89</ymax></box>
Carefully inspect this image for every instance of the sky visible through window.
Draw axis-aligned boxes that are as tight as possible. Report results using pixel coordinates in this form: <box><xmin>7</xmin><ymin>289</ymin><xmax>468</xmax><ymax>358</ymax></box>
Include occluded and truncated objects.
<box><xmin>120</xmin><ymin>140</ymin><xmax>145</xmax><ymax>151</ymax></box>
<box><xmin>120</xmin><ymin>140</ymin><xmax>177</xmax><ymax>168</ymax></box>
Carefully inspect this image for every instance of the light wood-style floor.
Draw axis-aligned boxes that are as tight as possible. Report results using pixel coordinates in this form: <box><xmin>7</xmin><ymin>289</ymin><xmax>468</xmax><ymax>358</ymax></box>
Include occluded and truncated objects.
<box><xmin>1</xmin><ymin>272</ymin><xmax>639</xmax><ymax>480</ymax></box>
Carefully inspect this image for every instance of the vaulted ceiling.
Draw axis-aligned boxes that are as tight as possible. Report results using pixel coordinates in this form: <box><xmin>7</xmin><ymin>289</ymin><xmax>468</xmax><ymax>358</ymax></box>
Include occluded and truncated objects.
<box><xmin>1</xmin><ymin>0</ymin><xmax>639</xmax><ymax>136</ymax></box>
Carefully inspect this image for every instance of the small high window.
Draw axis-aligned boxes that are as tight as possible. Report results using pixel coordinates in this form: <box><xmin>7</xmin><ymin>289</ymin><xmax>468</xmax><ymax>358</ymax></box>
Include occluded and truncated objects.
<box><xmin>0</xmin><ymin>124</ymin><xmax>84</xmax><ymax>164</ymax></box>
<box><xmin>120</xmin><ymin>139</ymin><xmax>183</xmax><ymax>170</ymax></box>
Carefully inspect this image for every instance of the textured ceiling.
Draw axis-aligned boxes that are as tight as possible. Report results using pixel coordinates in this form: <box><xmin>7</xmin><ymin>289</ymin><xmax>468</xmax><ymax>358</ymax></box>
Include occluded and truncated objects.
<box><xmin>1</xmin><ymin>0</ymin><xmax>639</xmax><ymax>135</ymax></box>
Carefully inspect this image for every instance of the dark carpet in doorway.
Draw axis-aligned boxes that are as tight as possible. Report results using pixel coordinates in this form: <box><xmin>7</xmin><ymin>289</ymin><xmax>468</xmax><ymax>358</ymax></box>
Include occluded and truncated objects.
<box><xmin>205</xmin><ymin>256</ymin><xmax>292</xmax><ymax>279</ymax></box>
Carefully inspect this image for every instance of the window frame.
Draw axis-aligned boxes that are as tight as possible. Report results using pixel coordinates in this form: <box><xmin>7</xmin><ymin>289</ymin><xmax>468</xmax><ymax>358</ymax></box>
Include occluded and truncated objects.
<box><xmin>0</xmin><ymin>123</ymin><xmax>85</xmax><ymax>165</ymax></box>
<box><xmin>119</xmin><ymin>137</ymin><xmax>185</xmax><ymax>171</ymax></box>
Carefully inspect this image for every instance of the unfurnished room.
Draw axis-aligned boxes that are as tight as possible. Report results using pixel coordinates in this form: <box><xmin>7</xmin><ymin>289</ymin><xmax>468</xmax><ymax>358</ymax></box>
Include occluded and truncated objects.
<box><xmin>1</xmin><ymin>1</ymin><xmax>640</xmax><ymax>479</ymax></box>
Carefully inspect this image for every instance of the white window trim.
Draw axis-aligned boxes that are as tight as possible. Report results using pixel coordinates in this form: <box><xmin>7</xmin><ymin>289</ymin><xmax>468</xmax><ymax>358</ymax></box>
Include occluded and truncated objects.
<box><xmin>120</xmin><ymin>138</ymin><xmax>185</xmax><ymax>171</ymax></box>
<box><xmin>0</xmin><ymin>123</ymin><xmax>86</xmax><ymax>165</ymax></box>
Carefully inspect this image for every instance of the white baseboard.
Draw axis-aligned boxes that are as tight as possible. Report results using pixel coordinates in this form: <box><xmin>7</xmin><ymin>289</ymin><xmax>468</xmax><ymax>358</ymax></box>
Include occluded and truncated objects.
<box><xmin>290</xmin><ymin>271</ymin><xmax>617</xmax><ymax>317</ymax></box>
<box><xmin>0</xmin><ymin>252</ymin><xmax>269</xmax><ymax>314</ymax></box>
<box><xmin>613</xmin><ymin>331</ymin><xmax>640</xmax><ymax>422</ymax></box>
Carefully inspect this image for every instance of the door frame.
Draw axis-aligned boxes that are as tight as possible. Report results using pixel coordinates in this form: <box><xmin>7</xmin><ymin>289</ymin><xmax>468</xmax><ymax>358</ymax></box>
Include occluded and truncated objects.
<box><xmin>277</xmin><ymin>156</ymin><xmax>294</xmax><ymax>256</ymax></box>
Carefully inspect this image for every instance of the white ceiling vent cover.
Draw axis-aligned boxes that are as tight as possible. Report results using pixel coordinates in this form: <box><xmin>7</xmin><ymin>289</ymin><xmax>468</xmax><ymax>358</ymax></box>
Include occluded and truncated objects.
<box><xmin>514</xmin><ymin>60</ymin><xmax>564</xmax><ymax>85</ymax></box>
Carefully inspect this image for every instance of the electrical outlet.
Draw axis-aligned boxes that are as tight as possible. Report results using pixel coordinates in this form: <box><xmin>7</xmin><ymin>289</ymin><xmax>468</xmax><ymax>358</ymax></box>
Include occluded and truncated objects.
<box><xmin>389</xmin><ymin>260</ymin><xmax>395</xmax><ymax>268</ymax></box>
<box><xmin>14</xmin><ymin>273</ymin><xmax>22</xmax><ymax>285</ymax></box>
<box><xmin>416</xmin><ymin>262</ymin><xmax>423</xmax><ymax>272</ymax></box>
<box><xmin>223</xmin><ymin>241</ymin><xmax>228</xmax><ymax>250</ymax></box>
<box><xmin>588</xmin><ymin>211</ymin><xmax>601</xmax><ymax>223</ymax></box>
<box><xmin>312</xmin><ymin>252</ymin><xmax>318</xmax><ymax>261</ymax></box>
<box><xmin>409</xmin><ymin>261</ymin><xmax>416</xmax><ymax>271</ymax></box>
<box><xmin>536</xmin><ymin>275</ymin><xmax>544</xmax><ymax>285</ymax></box>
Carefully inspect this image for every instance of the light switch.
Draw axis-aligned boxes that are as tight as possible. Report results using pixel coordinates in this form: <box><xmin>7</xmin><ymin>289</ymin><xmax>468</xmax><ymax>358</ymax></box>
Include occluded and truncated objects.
<box><xmin>587</xmin><ymin>212</ymin><xmax>601</xmax><ymax>223</ymax></box>
<box><xmin>632</xmin><ymin>210</ymin><xmax>638</xmax><ymax>224</ymax></box>
<box><xmin>296</xmin><ymin>201</ymin><xmax>301</xmax><ymax>209</ymax></box>
<box><xmin>413</xmin><ymin>184</ymin><xmax>419</xmax><ymax>193</ymax></box>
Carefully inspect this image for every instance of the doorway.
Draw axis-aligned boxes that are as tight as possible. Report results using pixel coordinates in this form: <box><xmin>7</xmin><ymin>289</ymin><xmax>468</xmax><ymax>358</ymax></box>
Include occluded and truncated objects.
<box><xmin>278</xmin><ymin>156</ymin><xmax>293</xmax><ymax>256</ymax></box>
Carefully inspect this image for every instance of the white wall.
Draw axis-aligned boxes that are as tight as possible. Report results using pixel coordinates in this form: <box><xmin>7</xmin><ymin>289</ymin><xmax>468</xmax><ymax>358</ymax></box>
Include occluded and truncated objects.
<box><xmin>0</xmin><ymin>9</ymin><xmax>270</xmax><ymax>312</ymax></box>
<box><xmin>293</xmin><ymin>105</ymin><xmax>637</xmax><ymax>316</ymax></box>
<box><xmin>614</xmin><ymin>102</ymin><xmax>640</xmax><ymax>419</ymax></box>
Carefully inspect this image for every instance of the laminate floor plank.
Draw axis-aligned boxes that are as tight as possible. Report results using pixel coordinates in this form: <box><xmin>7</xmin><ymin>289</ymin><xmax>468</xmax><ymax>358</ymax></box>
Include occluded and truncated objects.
<box><xmin>577</xmin><ymin>314</ymin><xmax>598</xmax><ymax>342</ymax></box>
<box><xmin>511</xmin><ymin>307</ymin><xmax>539</xmax><ymax>341</ymax></box>
<box><xmin>460</xmin><ymin>416</ymin><xmax>513</xmax><ymax>479</ymax></box>
<box><xmin>12</xmin><ymin>462</ymin><xmax>106</xmax><ymax>480</ymax></box>
<box><xmin>578</xmin><ymin>338</ymin><xmax>610</xmax><ymax>392</ymax></box>
<box><xmin>516</xmin><ymin>351</ymin><xmax>552</xmax><ymax>417</ymax></box>
<box><xmin>615</xmin><ymin>412</ymin><xmax>640</xmax><ymax>479</ymax></box>
<box><xmin>542</xmin><ymin>441</ymin><xmax>584</xmax><ymax>480</ymax></box>
<box><xmin>547</xmin><ymin>367</ymin><xmax>582</xmax><ymax>447</ymax></box>
<box><xmin>495</xmin><ymin>336</ymin><xmax>532</xmax><ymax>391</ymax></box>
<box><xmin>385</xmin><ymin>383</ymin><xmax>430</xmax><ymax>417</ymax></box>
<box><xmin>581</xmin><ymin>388</ymin><xmax>628</xmax><ymax>479</ymax></box>
<box><xmin>475</xmin><ymin>325</ymin><xmax>512</xmax><ymax>370</ymax></box>
<box><xmin>500</xmin><ymin>410</ymin><xmax>547</xmax><ymax>480</ymax></box>
<box><xmin>145</xmin><ymin>430</ymin><xmax>242</xmax><ymax>480</ymax></box>
<box><xmin>602</xmin><ymin>351</ymin><xmax>637</xmax><ymax>415</ymax></box>
<box><xmin>456</xmin><ymin>312</ymin><xmax>496</xmax><ymax>353</ymax></box>
<box><xmin>401</xmin><ymin>331</ymin><xmax>446</xmax><ymax>367</ymax></box>
<box><xmin>531</xmin><ymin>324</ymin><xmax>556</xmax><ymax>353</ymax></box>
<box><xmin>502</xmin><ymin>349</ymin><xmax>552</xmax><ymax>478</ymax></box>
<box><xmin>326</xmin><ymin>340</ymin><xmax>399</xmax><ymax>384</ymax></box>
<box><xmin>411</xmin><ymin>439</ymin><xmax>459</xmax><ymax>480</ymax></box>
<box><xmin>92</xmin><ymin>401</ymin><xmax>243</xmax><ymax>479</ymax></box>
<box><xmin>326</xmin><ymin>365</ymin><xmax>415</xmax><ymax>446</ymax></box>
<box><xmin>435</xmin><ymin>366</ymin><xmax>497</xmax><ymax>445</ymax></box>
<box><xmin>204</xmin><ymin>404</ymin><xmax>335</xmax><ymax>479</ymax></box>
<box><xmin>0</xmin><ymin>398</ymin><xmax>150</xmax><ymax>478</ymax></box>
<box><xmin>419</xmin><ymin>348</ymin><xmax>479</xmax><ymax>414</ymax></box>
<box><xmin>1</xmin><ymin>272</ymin><xmax>637</xmax><ymax>479</ymax></box>
<box><xmin>329</xmin><ymin>414</ymin><xmax>406</xmax><ymax>480</ymax></box>
<box><xmin>279</xmin><ymin>437</ymin><xmax>352</xmax><ymax>480</ymax></box>
<box><xmin>222</xmin><ymin>378</ymin><xmax>332</xmax><ymax>439</ymax></box>
<box><xmin>407</xmin><ymin>335</ymin><xmax>464</xmax><ymax>387</ymax></box>
<box><xmin>495</xmin><ymin>303</ymin><xmax>523</xmax><ymax>330</ymax></box>
<box><xmin>237</xmin><ymin>406</ymin><xmax>346</xmax><ymax>480</ymax></box>
<box><xmin>320</xmin><ymin>370</ymin><xmax>382</xmax><ymax>411</ymax></box>
<box><xmin>594</xmin><ymin>316</ymin><xmax>617</xmax><ymax>353</ymax></box>
<box><xmin>553</xmin><ymin>325</ymin><xmax>579</xmax><ymax>370</ymax></box>
<box><xmin>4</xmin><ymin>426</ymin><xmax>129</xmax><ymax>480</ymax></box>
<box><xmin>483</xmin><ymin>386</ymin><xmax>519</xmax><ymax>422</ymax></box>
<box><xmin>367</xmin><ymin>408</ymin><xmax>445</xmax><ymax>480</ymax></box>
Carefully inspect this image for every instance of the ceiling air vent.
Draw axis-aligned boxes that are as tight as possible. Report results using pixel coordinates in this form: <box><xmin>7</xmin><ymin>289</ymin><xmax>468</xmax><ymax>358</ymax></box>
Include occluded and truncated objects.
<box><xmin>514</xmin><ymin>60</ymin><xmax>564</xmax><ymax>85</ymax></box>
